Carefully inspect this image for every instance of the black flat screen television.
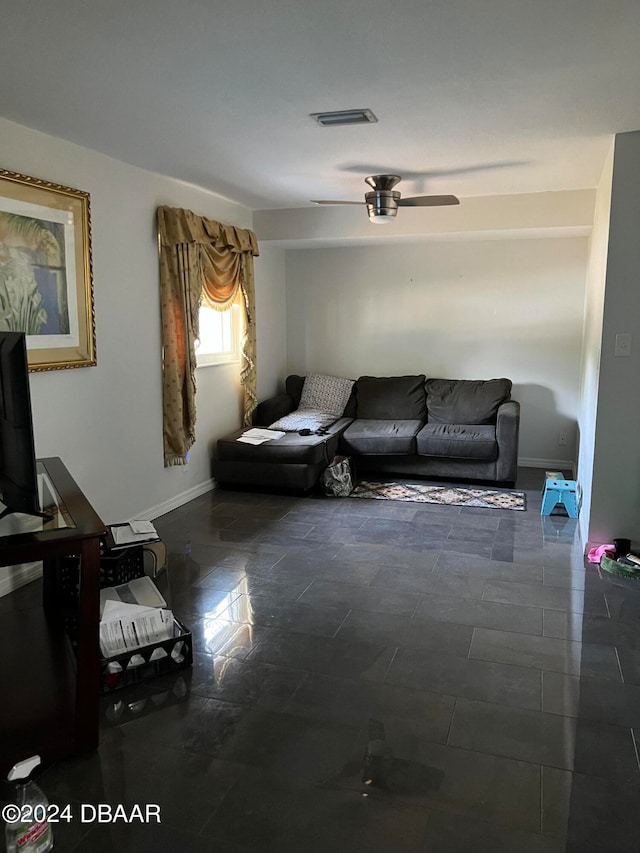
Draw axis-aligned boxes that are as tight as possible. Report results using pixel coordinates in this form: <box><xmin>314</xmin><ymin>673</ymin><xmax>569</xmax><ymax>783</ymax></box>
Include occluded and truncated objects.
<box><xmin>0</xmin><ymin>331</ymin><xmax>42</xmax><ymax>520</ymax></box>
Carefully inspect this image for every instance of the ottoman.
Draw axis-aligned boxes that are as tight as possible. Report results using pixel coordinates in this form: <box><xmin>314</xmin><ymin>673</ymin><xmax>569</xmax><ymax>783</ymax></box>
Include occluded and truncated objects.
<box><xmin>213</xmin><ymin>418</ymin><xmax>352</xmax><ymax>491</ymax></box>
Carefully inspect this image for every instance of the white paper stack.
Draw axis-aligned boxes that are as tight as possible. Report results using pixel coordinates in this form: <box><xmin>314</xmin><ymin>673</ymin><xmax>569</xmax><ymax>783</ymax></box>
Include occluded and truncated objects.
<box><xmin>100</xmin><ymin>575</ymin><xmax>167</xmax><ymax>615</ymax></box>
<box><xmin>99</xmin><ymin>599</ymin><xmax>175</xmax><ymax>657</ymax></box>
<box><xmin>236</xmin><ymin>428</ymin><xmax>285</xmax><ymax>445</ymax></box>
<box><xmin>110</xmin><ymin>519</ymin><xmax>160</xmax><ymax>547</ymax></box>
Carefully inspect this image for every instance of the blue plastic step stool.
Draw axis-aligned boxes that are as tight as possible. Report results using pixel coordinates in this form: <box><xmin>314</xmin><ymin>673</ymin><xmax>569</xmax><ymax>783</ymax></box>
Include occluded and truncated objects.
<box><xmin>541</xmin><ymin>478</ymin><xmax>578</xmax><ymax>518</ymax></box>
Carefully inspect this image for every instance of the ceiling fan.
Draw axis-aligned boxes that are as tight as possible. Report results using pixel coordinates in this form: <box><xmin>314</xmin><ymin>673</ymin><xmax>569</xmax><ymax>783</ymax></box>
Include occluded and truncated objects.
<box><xmin>311</xmin><ymin>174</ymin><xmax>460</xmax><ymax>224</ymax></box>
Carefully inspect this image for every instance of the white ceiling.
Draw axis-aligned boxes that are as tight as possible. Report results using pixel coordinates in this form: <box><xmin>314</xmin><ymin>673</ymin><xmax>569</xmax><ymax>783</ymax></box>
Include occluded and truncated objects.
<box><xmin>2</xmin><ymin>0</ymin><xmax>640</xmax><ymax>210</ymax></box>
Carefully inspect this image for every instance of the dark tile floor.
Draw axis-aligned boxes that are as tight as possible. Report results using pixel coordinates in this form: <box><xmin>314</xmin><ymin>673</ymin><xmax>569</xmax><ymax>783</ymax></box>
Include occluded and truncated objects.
<box><xmin>4</xmin><ymin>467</ymin><xmax>640</xmax><ymax>851</ymax></box>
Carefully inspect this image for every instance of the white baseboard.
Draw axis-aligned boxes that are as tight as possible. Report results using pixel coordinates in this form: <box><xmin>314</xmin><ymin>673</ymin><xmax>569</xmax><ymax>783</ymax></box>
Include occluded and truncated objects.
<box><xmin>0</xmin><ymin>480</ymin><xmax>216</xmax><ymax>599</ymax></box>
<box><xmin>131</xmin><ymin>478</ymin><xmax>215</xmax><ymax>522</ymax></box>
<box><xmin>519</xmin><ymin>457</ymin><xmax>576</xmax><ymax>473</ymax></box>
<box><xmin>0</xmin><ymin>562</ymin><xmax>42</xmax><ymax>598</ymax></box>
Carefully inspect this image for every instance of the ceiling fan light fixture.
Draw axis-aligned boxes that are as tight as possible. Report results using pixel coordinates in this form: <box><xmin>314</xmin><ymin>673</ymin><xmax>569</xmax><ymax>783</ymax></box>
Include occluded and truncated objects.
<box><xmin>311</xmin><ymin>173</ymin><xmax>459</xmax><ymax>220</ymax></box>
<box><xmin>368</xmin><ymin>211</ymin><xmax>397</xmax><ymax>224</ymax></box>
<box><xmin>310</xmin><ymin>109</ymin><xmax>378</xmax><ymax>127</ymax></box>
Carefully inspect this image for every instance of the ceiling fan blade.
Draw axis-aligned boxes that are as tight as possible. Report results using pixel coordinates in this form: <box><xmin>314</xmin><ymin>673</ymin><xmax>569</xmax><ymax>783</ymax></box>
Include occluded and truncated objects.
<box><xmin>311</xmin><ymin>200</ymin><xmax>365</xmax><ymax>205</ymax></box>
<box><xmin>397</xmin><ymin>195</ymin><xmax>460</xmax><ymax>207</ymax></box>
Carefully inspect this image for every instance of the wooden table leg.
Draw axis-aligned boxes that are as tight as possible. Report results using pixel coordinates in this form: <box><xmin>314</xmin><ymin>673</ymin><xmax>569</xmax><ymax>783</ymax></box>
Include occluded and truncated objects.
<box><xmin>42</xmin><ymin>557</ymin><xmax>59</xmax><ymax>617</ymax></box>
<box><xmin>74</xmin><ymin>538</ymin><xmax>101</xmax><ymax>752</ymax></box>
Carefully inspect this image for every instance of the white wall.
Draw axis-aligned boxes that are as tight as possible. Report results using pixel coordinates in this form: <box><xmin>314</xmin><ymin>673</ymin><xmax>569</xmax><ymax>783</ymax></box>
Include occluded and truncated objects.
<box><xmin>0</xmin><ymin>117</ymin><xmax>286</xmax><ymax>592</ymax></box>
<box><xmin>254</xmin><ymin>244</ymin><xmax>287</xmax><ymax>400</ymax></box>
<box><xmin>577</xmin><ymin>145</ymin><xmax>614</xmax><ymax>545</ymax></box>
<box><xmin>286</xmin><ymin>237</ymin><xmax>588</xmax><ymax>466</ymax></box>
<box><xmin>585</xmin><ymin>131</ymin><xmax>640</xmax><ymax>544</ymax></box>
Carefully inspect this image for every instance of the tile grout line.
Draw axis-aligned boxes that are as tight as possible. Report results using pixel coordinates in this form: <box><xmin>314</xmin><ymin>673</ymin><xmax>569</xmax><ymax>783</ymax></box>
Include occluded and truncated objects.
<box><xmin>431</xmin><ymin>550</ymin><xmax>443</xmax><ymax>574</ymax></box>
<box><xmin>286</xmin><ymin>669</ymin><xmax>311</xmax><ymax>707</ymax></box>
<box><xmin>538</xmin><ymin>761</ymin><xmax>544</xmax><ymax>834</ymax></box>
<box><xmin>366</xmin><ymin>566</ymin><xmax>382</xmax><ymax>589</ymax></box>
<box><xmin>294</xmin><ymin>577</ymin><xmax>317</xmax><ymax>602</ymax></box>
<box><xmin>433</xmin><ymin>727</ymin><xmax>586</xmax><ymax>778</ymax></box>
<box><xmin>445</xmin><ymin>697</ymin><xmax>458</xmax><ymax>745</ymax></box>
<box><xmin>614</xmin><ymin>645</ymin><xmax>625</xmax><ymax>683</ymax></box>
<box><xmin>410</xmin><ymin>594</ymin><xmax>423</xmax><ymax>619</ymax></box>
<box><xmin>382</xmin><ymin>646</ymin><xmax>399</xmax><ymax>681</ymax></box>
<box><xmin>331</xmin><ymin>608</ymin><xmax>352</xmax><ymax>639</ymax></box>
<box><xmin>467</xmin><ymin>626</ymin><xmax>476</xmax><ymax>660</ymax></box>
<box><xmin>631</xmin><ymin>727</ymin><xmax>640</xmax><ymax>773</ymax></box>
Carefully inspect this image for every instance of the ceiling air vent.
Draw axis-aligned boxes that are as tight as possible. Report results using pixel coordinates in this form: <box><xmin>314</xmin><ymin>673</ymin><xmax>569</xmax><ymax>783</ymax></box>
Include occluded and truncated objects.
<box><xmin>310</xmin><ymin>109</ymin><xmax>378</xmax><ymax>127</ymax></box>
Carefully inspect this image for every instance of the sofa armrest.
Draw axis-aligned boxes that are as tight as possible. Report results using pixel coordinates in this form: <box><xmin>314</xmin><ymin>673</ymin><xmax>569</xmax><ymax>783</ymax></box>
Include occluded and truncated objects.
<box><xmin>253</xmin><ymin>393</ymin><xmax>296</xmax><ymax>426</ymax></box>
<box><xmin>495</xmin><ymin>400</ymin><xmax>520</xmax><ymax>484</ymax></box>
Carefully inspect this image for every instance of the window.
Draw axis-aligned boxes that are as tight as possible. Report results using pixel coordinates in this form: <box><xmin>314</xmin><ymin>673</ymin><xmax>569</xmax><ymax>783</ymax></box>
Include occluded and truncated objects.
<box><xmin>195</xmin><ymin>302</ymin><xmax>241</xmax><ymax>366</ymax></box>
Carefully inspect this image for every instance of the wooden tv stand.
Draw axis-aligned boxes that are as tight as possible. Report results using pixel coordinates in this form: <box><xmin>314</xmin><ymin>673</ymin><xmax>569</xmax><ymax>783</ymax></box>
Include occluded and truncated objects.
<box><xmin>0</xmin><ymin>457</ymin><xmax>105</xmax><ymax>776</ymax></box>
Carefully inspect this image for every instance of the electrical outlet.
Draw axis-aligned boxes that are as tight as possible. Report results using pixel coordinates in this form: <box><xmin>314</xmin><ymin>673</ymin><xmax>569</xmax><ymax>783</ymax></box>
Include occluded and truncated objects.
<box><xmin>558</xmin><ymin>431</ymin><xmax>568</xmax><ymax>446</ymax></box>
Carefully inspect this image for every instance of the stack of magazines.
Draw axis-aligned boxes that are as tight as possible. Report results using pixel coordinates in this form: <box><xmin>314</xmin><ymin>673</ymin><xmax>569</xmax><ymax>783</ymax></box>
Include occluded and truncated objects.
<box><xmin>99</xmin><ymin>576</ymin><xmax>174</xmax><ymax>658</ymax></box>
<box><xmin>105</xmin><ymin>519</ymin><xmax>160</xmax><ymax>550</ymax></box>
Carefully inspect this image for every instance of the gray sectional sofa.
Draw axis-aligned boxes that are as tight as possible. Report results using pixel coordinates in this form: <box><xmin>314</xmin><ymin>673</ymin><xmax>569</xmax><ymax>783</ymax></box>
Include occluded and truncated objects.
<box><xmin>213</xmin><ymin>374</ymin><xmax>520</xmax><ymax>491</ymax></box>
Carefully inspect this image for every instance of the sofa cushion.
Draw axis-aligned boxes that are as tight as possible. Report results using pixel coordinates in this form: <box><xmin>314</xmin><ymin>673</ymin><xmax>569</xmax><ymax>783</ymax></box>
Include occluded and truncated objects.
<box><xmin>271</xmin><ymin>375</ymin><xmax>354</xmax><ymax>430</ymax></box>
<box><xmin>425</xmin><ymin>378</ymin><xmax>511</xmax><ymax>425</ymax></box>
<box><xmin>416</xmin><ymin>423</ymin><xmax>498</xmax><ymax>460</ymax></box>
<box><xmin>340</xmin><ymin>419</ymin><xmax>422</xmax><ymax>455</ymax></box>
<box><xmin>356</xmin><ymin>375</ymin><xmax>426</xmax><ymax>420</ymax></box>
<box><xmin>299</xmin><ymin>374</ymin><xmax>354</xmax><ymax>415</ymax></box>
<box><xmin>269</xmin><ymin>409</ymin><xmax>337</xmax><ymax>431</ymax></box>
<box><xmin>285</xmin><ymin>375</ymin><xmax>358</xmax><ymax>418</ymax></box>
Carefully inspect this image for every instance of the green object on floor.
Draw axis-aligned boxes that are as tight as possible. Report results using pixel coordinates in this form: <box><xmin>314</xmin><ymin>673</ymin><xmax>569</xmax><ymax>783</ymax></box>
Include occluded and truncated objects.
<box><xmin>600</xmin><ymin>555</ymin><xmax>640</xmax><ymax>579</ymax></box>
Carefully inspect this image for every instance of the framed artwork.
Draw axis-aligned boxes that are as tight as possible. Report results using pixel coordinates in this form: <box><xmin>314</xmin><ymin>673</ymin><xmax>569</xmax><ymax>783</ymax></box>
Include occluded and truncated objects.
<box><xmin>0</xmin><ymin>169</ymin><xmax>96</xmax><ymax>370</ymax></box>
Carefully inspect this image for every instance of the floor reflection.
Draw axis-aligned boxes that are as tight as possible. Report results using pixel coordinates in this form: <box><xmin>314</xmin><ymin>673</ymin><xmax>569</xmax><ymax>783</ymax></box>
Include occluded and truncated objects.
<box><xmin>201</xmin><ymin>576</ymin><xmax>254</xmax><ymax>657</ymax></box>
<box><xmin>542</xmin><ymin>514</ymin><xmax>578</xmax><ymax>544</ymax></box>
<box><xmin>101</xmin><ymin>671</ymin><xmax>191</xmax><ymax>727</ymax></box>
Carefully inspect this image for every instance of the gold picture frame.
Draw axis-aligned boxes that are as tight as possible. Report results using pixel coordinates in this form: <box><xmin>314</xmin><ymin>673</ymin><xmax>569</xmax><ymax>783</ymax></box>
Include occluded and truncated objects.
<box><xmin>0</xmin><ymin>168</ymin><xmax>96</xmax><ymax>371</ymax></box>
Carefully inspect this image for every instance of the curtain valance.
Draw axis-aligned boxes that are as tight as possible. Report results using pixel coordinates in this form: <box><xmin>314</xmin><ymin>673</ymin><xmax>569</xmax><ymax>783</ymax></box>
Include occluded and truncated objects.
<box><xmin>157</xmin><ymin>206</ymin><xmax>259</xmax><ymax>256</ymax></box>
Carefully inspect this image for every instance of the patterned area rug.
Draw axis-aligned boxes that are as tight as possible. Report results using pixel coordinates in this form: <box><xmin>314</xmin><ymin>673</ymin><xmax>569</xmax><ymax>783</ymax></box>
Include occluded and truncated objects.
<box><xmin>350</xmin><ymin>481</ymin><xmax>526</xmax><ymax>511</ymax></box>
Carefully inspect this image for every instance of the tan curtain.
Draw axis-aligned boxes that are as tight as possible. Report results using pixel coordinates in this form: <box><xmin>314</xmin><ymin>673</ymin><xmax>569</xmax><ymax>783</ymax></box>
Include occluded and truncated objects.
<box><xmin>157</xmin><ymin>206</ymin><xmax>259</xmax><ymax>467</ymax></box>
